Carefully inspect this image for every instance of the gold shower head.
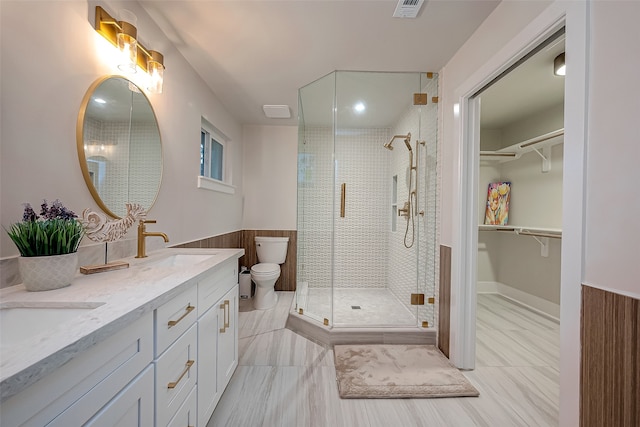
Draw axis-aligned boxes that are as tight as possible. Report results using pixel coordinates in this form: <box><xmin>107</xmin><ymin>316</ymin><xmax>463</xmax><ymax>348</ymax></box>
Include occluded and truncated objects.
<box><xmin>385</xmin><ymin>133</ymin><xmax>412</xmax><ymax>151</ymax></box>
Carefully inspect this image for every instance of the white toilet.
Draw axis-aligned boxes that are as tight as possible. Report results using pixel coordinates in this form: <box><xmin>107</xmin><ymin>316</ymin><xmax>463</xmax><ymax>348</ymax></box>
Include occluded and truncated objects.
<box><xmin>251</xmin><ymin>236</ymin><xmax>289</xmax><ymax>310</ymax></box>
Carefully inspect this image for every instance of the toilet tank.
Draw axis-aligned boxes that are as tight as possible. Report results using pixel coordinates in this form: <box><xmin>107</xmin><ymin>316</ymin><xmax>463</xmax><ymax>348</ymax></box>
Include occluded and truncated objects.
<box><xmin>255</xmin><ymin>236</ymin><xmax>289</xmax><ymax>264</ymax></box>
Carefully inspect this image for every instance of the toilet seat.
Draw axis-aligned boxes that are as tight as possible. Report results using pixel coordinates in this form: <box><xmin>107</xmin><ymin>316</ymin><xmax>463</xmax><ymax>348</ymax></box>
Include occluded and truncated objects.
<box><xmin>251</xmin><ymin>263</ymin><xmax>280</xmax><ymax>277</ymax></box>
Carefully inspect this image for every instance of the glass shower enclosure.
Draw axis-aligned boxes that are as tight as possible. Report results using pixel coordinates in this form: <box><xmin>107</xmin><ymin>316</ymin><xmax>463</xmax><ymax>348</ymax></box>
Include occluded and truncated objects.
<box><xmin>296</xmin><ymin>71</ymin><xmax>439</xmax><ymax>329</ymax></box>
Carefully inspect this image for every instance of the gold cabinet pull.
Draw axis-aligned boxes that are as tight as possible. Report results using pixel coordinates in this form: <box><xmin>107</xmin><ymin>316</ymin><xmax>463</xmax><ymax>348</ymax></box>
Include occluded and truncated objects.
<box><xmin>340</xmin><ymin>183</ymin><xmax>346</xmax><ymax>218</ymax></box>
<box><xmin>219</xmin><ymin>302</ymin><xmax>226</xmax><ymax>333</ymax></box>
<box><xmin>219</xmin><ymin>300</ymin><xmax>230</xmax><ymax>333</ymax></box>
<box><xmin>167</xmin><ymin>359</ymin><xmax>194</xmax><ymax>389</ymax></box>
<box><xmin>167</xmin><ymin>304</ymin><xmax>195</xmax><ymax>328</ymax></box>
<box><xmin>224</xmin><ymin>300</ymin><xmax>230</xmax><ymax>329</ymax></box>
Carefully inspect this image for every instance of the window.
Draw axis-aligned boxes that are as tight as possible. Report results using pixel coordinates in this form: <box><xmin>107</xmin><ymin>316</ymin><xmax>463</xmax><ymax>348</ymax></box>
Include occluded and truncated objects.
<box><xmin>198</xmin><ymin>118</ymin><xmax>234</xmax><ymax>194</ymax></box>
<box><xmin>201</xmin><ymin>128</ymin><xmax>224</xmax><ymax>180</ymax></box>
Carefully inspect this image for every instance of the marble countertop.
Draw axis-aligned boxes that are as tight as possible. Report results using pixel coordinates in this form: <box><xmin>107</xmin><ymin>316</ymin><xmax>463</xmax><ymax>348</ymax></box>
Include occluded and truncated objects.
<box><xmin>0</xmin><ymin>247</ymin><xmax>244</xmax><ymax>402</ymax></box>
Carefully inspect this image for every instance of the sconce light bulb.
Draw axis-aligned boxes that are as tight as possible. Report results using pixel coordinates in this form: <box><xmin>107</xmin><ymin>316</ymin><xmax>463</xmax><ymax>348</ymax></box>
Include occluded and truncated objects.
<box><xmin>148</xmin><ymin>63</ymin><xmax>164</xmax><ymax>93</ymax></box>
<box><xmin>147</xmin><ymin>51</ymin><xmax>164</xmax><ymax>94</ymax></box>
<box><xmin>116</xmin><ymin>22</ymin><xmax>138</xmax><ymax>73</ymax></box>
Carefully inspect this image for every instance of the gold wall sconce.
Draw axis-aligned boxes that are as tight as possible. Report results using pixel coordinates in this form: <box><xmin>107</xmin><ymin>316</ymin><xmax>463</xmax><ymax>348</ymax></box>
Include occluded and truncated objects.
<box><xmin>95</xmin><ymin>6</ymin><xmax>165</xmax><ymax>93</ymax></box>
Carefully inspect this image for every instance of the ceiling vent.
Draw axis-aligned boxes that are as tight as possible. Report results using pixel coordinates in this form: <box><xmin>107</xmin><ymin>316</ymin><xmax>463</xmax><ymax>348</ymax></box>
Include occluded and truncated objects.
<box><xmin>263</xmin><ymin>105</ymin><xmax>291</xmax><ymax>119</ymax></box>
<box><xmin>392</xmin><ymin>0</ymin><xmax>425</xmax><ymax>18</ymax></box>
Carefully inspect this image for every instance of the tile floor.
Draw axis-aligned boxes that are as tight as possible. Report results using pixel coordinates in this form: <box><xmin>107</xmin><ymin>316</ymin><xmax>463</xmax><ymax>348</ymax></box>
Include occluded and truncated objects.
<box><xmin>208</xmin><ymin>292</ymin><xmax>559</xmax><ymax>427</ymax></box>
<box><xmin>297</xmin><ymin>286</ymin><xmax>417</xmax><ymax>326</ymax></box>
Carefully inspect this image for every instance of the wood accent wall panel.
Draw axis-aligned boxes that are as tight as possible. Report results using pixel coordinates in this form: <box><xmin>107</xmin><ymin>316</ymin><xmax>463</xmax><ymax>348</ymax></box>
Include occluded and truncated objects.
<box><xmin>172</xmin><ymin>230</ymin><xmax>297</xmax><ymax>292</ymax></box>
<box><xmin>172</xmin><ymin>231</ymin><xmax>243</xmax><ymax>250</ymax></box>
<box><xmin>438</xmin><ymin>245</ymin><xmax>451</xmax><ymax>358</ymax></box>
<box><xmin>581</xmin><ymin>285</ymin><xmax>640</xmax><ymax>427</ymax></box>
<box><xmin>241</xmin><ymin>230</ymin><xmax>297</xmax><ymax>292</ymax></box>
<box><xmin>171</xmin><ymin>230</ymin><xmax>243</xmax><ymax>268</ymax></box>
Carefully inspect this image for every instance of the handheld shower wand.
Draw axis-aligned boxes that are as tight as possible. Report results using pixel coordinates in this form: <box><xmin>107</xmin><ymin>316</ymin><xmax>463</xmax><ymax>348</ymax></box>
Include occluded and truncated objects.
<box><xmin>384</xmin><ymin>132</ymin><xmax>417</xmax><ymax>248</ymax></box>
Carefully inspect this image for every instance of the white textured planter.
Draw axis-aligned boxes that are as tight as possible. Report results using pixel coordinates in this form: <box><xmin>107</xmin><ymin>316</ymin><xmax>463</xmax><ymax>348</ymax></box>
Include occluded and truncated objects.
<box><xmin>18</xmin><ymin>253</ymin><xmax>78</xmax><ymax>292</ymax></box>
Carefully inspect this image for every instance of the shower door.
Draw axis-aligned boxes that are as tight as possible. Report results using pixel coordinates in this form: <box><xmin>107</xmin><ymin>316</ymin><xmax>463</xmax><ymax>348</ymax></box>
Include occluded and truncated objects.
<box><xmin>332</xmin><ymin>71</ymin><xmax>421</xmax><ymax>327</ymax></box>
<box><xmin>297</xmin><ymin>71</ymin><xmax>438</xmax><ymax>329</ymax></box>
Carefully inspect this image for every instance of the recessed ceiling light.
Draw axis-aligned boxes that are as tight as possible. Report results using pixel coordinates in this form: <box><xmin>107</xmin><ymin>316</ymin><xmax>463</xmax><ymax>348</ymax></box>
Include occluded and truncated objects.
<box><xmin>354</xmin><ymin>102</ymin><xmax>366</xmax><ymax>113</ymax></box>
<box><xmin>263</xmin><ymin>105</ymin><xmax>291</xmax><ymax>119</ymax></box>
<box><xmin>554</xmin><ymin>53</ymin><xmax>565</xmax><ymax>76</ymax></box>
<box><xmin>94</xmin><ymin>98</ymin><xmax>106</xmax><ymax>104</ymax></box>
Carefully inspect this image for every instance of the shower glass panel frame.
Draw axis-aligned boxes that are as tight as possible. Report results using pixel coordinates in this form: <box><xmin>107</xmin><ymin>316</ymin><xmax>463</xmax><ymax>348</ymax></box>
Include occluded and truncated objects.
<box><xmin>297</xmin><ymin>70</ymin><xmax>438</xmax><ymax>329</ymax></box>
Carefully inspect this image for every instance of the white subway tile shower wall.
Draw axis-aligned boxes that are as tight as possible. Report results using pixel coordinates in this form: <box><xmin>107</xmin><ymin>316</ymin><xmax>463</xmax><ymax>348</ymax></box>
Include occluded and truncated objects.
<box><xmin>334</xmin><ymin>128</ymin><xmax>390</xmax><ymax>290</ymax></box>
<box><xmin>298</xmin><ymin>127</ymin><xmax>390</xmax><ymax>291</ymax></box>
<box><xmin>297</xmin><ymin>127</ymin><xmax>334</xmax><ymax>290</ymax></box>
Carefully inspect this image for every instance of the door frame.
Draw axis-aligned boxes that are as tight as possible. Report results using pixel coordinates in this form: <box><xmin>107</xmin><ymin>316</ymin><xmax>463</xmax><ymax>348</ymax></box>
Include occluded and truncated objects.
<box><xmin>450</xmin><ymin>2</ymin><xmax>588</xmax><ymax>424</ymax></box>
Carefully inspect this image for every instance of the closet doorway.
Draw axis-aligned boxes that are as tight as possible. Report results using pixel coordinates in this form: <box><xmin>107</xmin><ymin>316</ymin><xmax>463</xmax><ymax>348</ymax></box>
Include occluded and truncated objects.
<box><xmin>471</xmin><ymin>30</ymin><xmax>564</xmax><ymax>401</ymax></box>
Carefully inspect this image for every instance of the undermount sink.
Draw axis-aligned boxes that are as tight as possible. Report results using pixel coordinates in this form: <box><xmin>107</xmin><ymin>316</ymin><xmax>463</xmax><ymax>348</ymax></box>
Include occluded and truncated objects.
<box><xmin>0</xmin><ymin>302</ymin><xmax>104</xmax><ymax>352</ymax></box>
<box><xmin>144</xmin><ymin>254</ymin><xmax>215</xmax><ymax>268</ymax></box>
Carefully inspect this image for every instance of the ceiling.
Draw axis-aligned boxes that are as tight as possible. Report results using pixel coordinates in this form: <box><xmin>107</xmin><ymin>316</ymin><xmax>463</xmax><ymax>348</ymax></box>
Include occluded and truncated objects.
<box><xmin>140</xmin><ymin>0</ymin><xmax>501</xmax><ymax>126</ymax></box>
<box><xmin>479</xmin><ymin>33</ymin><xmax>565</xmax><ymax>129</ymax></box>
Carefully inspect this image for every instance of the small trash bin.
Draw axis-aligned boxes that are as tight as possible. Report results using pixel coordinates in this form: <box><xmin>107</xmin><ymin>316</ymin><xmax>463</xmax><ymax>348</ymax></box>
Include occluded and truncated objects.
<box><xmin>239</xmin><ymin>267</ymin><xmax>252</xmax><ymax>299</ymax></box>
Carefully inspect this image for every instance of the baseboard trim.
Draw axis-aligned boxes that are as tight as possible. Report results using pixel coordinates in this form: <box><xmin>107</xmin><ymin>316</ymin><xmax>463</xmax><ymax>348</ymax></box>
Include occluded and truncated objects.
<box><xmin>477</xmin><ymin>281</ymin><xmax>560</xmax><ymax>321</ymax></box>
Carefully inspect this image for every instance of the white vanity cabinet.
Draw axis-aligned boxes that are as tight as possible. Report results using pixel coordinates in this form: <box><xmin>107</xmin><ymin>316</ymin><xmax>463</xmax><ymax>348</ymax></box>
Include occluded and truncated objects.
<box><xmin>154</xmin><ymin>284</ymin><xmax>198</xmax><ymax>426</ymax></box>
<box><xmin>196</xmin><ymin>260</ymin><xmax>239</xmax><ymax>427</ymax></box>
<box><xmin>166</xmin><ymin>384</ymin><xmax>197</xmax><ymax>427</ymax></box>
<box><xmin>0</xmin><ymin>249</ymin><xmax>244</xmax><ymax>427</ymax></box>
<box><xmin>50</xmin><ymin>365</ymin><xmax>155</xmax><ymax>427</ymax></box>
<box><xmin>0</xmin><ymin>312</ymin><xmax>154</xmax><ymax>427</ymax></box>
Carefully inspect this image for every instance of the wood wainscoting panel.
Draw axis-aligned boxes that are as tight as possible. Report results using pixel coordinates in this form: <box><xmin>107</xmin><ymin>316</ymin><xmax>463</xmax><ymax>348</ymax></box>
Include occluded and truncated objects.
<box><xmin>171</xmin><ymin>230</ymin><xmax>243</xmax><ymax>263</ymax></box>
<box><xmin>242</xmin><ymin>230</ymin><xmax>297</xmax><ymax>292</ymax></box>
<box><xmin>581</xmin><ymin>285</ymin><xmax>640</xmax><ymax>427</ymax></box>
<box><xmin>172</xmin><ymin>230</ymin><xmax>296</xmax><ymax>292</ymax></box>
<box><xmin>438</xmin><ymin>245</ymin><xmax>452</xmax><ymax>358</ymax></box>
<box><xmin>172</xmin><ymin>231</ymin><xmax>242</xmax><ymax>250</ymax></box>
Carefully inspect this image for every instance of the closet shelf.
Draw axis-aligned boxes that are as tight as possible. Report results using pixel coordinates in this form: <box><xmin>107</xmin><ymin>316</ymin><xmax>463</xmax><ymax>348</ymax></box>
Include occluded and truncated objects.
<box><xmin>479</xmin><ymin>225</ymin><xmax>561</xmax><ymax>257</ymax></box>
<box><xmin>480</xmin><ymin>128</ymin><xmax>564</xmax><ymax>162</ymax></box>
<box><xmin>479</xmin><ymin>224</ymin><xmax>562</xmax><ymax>239</ymax></box>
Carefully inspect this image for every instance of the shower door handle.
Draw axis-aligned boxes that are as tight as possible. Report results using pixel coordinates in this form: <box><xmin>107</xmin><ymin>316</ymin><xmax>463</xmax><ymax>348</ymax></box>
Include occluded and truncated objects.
<box><xmin>340</xmin><ymin>183</ymin><xmax>346</xmax><ymax>218</ymax></box>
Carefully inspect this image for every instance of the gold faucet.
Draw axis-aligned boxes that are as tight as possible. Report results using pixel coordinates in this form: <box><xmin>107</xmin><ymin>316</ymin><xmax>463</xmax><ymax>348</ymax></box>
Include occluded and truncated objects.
<box><xmin>136</xmin><ymin>219</ymin><xmax>169</xmax><ymax>258</ymax></box>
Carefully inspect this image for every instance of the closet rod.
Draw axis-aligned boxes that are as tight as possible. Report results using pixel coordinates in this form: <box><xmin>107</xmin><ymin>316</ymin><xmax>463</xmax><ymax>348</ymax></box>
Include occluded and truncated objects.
<box><xmin>479</xmin><ymin>152</ymin><xmax>517</xmax><ymax>157</ymax></box>
<box><xmin>518</xmin><ymin>230</ymin><xmax>562</xmax><ymax>239</ymax></box>
<box><xmin>519</xmin><ymin>129</ymin><xmax>564</xmax><ymax>148</ymax></box>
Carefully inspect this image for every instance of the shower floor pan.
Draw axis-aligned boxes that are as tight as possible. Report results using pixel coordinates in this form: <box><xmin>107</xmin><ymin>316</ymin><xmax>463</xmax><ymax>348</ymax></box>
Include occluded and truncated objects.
<box><xmin>286</xmin><ymin>287</ymin><xmax>436</xmax><ymax>346</ymax></box>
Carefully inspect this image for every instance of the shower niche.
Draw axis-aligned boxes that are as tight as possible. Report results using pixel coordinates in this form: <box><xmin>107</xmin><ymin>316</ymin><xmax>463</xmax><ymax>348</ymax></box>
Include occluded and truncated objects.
<box><xmin>295</xmin><ymin>71</ymin><xmax>439</xmax><ymax>335</ymax></box>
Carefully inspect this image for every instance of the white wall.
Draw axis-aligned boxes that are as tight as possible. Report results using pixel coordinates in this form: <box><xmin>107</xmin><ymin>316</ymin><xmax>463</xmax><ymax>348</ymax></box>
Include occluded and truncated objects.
<box><xmin>502</xmin><ymin>103</ymin><xmax>564</xmax><ymax>147</ymax></box>
<box><xmin>241</xmin><ymin>125</ymin><xmax>297</xmax><ymax>230</ymax></box>
<box><xmin>584</xmin><ymin>1</ymin><xmax>640</xmax><ymax>299</ymax></box>
<box><xmin>0</xmin><ymin>0</ymin><xmax>243</xmax><ymax>260</ymax></box>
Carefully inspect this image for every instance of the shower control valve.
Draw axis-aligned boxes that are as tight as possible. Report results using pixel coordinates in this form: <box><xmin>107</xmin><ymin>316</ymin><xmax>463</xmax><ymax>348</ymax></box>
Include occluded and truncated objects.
<box><xmin>398</xmin><ymin>202</ymin><xmax>410</xmax><ymax>217</ymax></box>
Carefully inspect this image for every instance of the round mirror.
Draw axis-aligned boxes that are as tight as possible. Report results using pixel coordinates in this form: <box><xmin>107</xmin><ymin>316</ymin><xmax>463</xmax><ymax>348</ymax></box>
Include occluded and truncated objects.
<box><xmin>77</xmin><ymin>76</ymin><xmax>162</xmax><ymax>218</ymax></box>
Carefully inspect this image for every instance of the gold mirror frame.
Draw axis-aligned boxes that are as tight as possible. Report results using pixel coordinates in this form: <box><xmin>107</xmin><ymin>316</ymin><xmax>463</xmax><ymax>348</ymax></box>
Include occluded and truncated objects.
<box><xmin>76</xmin><ymin>75</ymin><xmax>163</xmax><ymax>219</ymax></box>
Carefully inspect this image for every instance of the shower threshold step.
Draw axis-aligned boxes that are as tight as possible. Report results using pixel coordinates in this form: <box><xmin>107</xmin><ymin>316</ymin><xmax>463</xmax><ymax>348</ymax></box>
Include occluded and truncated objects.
<box><xmin>285</xmin><ymin>308</ymin><xmax>437</xmax><ymax>347</ymax></box>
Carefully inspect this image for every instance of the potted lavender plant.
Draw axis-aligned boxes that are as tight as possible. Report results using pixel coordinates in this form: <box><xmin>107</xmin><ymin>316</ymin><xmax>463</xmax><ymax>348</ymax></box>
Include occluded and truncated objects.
<box><xmin>5</xmin><ymin>200</ymin><xmax>85</xmax><ymax>291</ymax></box>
